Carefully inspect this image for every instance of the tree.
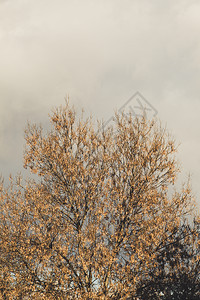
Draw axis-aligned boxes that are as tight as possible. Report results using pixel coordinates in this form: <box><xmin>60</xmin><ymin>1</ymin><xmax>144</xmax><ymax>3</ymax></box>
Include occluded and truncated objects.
<box><xmin>0</xmin><ymin>101</ymin><xmax>199</xmax><ymax>299</ymax></box>
<box><xmin>135</xmin><ymin>217</ymin><xmax>200</xmax><ymax>299</ymax></box>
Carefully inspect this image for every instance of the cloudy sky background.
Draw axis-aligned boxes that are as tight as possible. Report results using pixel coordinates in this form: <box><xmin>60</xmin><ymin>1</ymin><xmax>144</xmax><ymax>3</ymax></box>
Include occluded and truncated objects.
<box><xmin>0</xmin><ymin>0</ymin><xmax>200</xmax><ymax>208</ymax></box>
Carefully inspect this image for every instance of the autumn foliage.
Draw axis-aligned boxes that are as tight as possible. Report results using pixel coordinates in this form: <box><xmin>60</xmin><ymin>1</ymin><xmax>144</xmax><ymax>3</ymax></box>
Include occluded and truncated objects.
<box><xmin>0</xmin><ymin>101</ymin><xmax>199</xmax><ymax>299</ymax></box>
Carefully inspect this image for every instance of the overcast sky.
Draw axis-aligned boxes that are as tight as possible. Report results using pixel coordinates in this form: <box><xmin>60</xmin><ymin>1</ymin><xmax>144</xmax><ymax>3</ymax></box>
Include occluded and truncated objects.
<box><xmin>0</xmin><ymin>0</ymin><xmax>200</xmax><ymax>208</ymax></box>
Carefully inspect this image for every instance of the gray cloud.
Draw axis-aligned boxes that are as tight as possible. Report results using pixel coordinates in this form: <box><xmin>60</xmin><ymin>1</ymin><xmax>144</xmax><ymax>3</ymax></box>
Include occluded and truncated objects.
<box><xmin>0</xmin><ymin>0</ymin><xmax>200</xmax><ymax>207</ymax></box>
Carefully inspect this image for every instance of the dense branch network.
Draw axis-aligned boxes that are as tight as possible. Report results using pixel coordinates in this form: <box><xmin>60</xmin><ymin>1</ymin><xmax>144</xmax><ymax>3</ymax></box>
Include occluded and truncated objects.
<box><xmin>0</xmin><ymin>101</ymin><xmax>199</xmax><ymax>299</ymax></box>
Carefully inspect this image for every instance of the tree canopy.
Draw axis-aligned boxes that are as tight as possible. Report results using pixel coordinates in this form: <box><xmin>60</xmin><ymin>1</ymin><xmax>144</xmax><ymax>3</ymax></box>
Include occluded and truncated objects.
<box><xmin>0</xmin><ymin>101</ymin><xmax>199</xmax><ymax>299</ymax></box>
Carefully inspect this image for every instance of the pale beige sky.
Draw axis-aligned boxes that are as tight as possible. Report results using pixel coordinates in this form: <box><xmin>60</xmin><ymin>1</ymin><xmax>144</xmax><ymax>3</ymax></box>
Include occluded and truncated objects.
<box><xmin>0</xmin><ymin>0</ymin><xmax>200</xmax><ymax>207</ymax></box>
